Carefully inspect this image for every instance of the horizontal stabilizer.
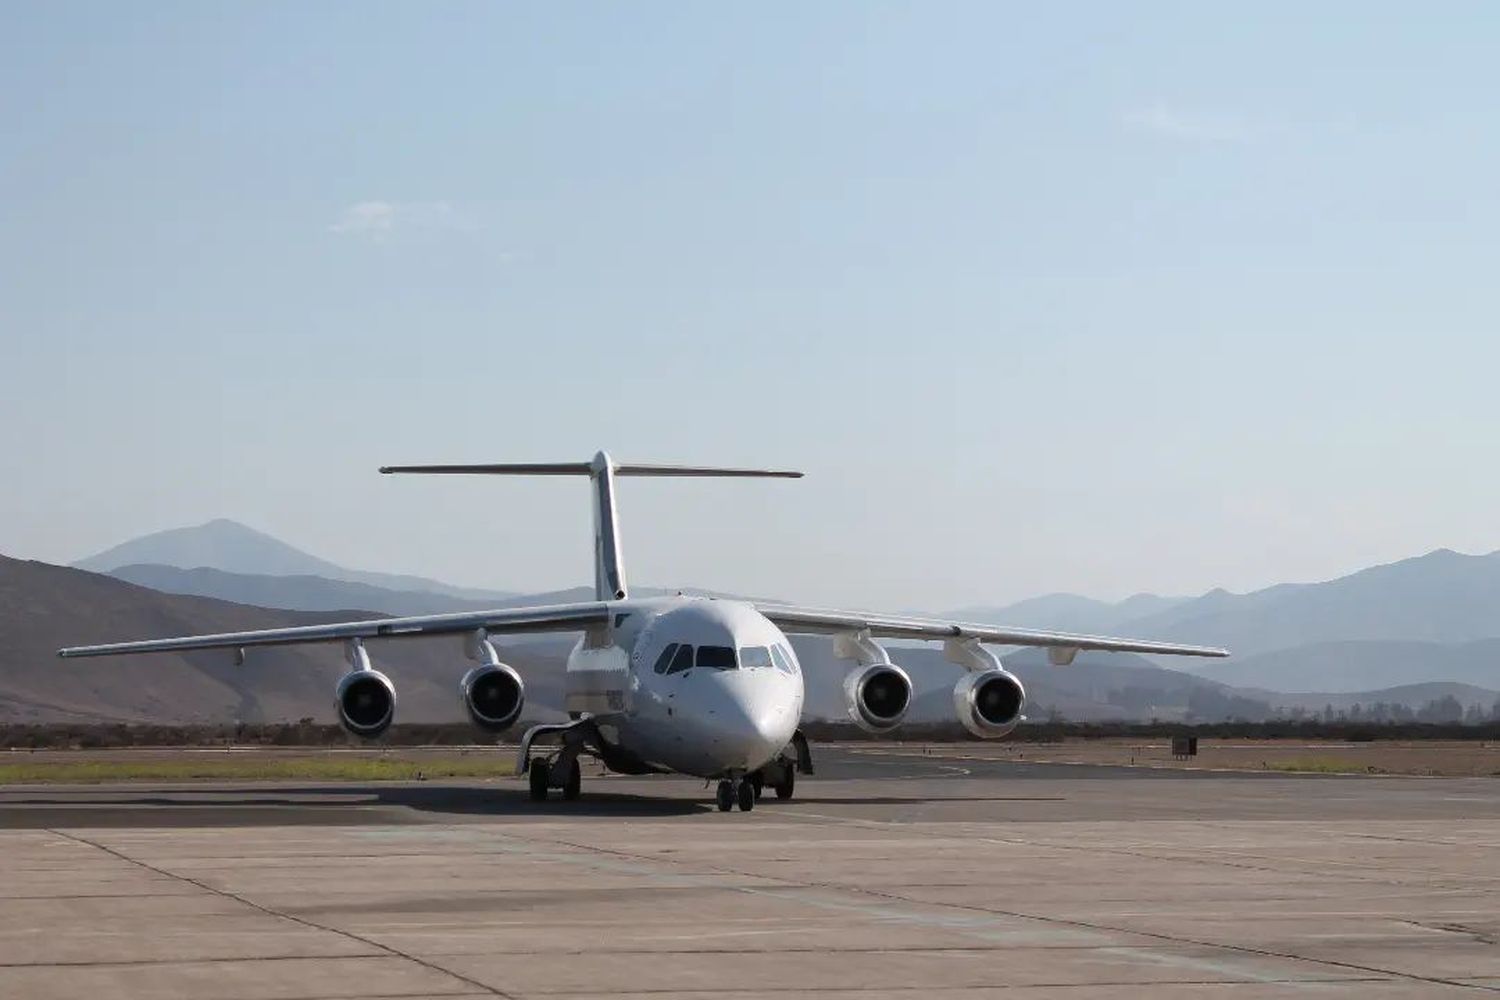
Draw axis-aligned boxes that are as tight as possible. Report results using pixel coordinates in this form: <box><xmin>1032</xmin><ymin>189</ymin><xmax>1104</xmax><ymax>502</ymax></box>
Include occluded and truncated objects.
<box><xmin>380</xmin><ymin>462</ymin><xmax>802</xmax><ymax>478</ymax></box>
<box><xmin>617</xmin><ymin>464</ymin><xmax>802</xmax><ymax>478</ymax></box>
<box><xmin>379</xmin><ymin>463</ymin><xmax>593</xmax><ymax>476</ymax></box>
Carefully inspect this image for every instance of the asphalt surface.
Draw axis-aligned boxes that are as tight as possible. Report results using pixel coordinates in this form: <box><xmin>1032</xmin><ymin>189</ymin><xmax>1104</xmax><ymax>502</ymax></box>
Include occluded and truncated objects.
<box><xmin>2</xmin><ymin>746</ymin><xmax>1498</xmax><ymax>998</ymax></box>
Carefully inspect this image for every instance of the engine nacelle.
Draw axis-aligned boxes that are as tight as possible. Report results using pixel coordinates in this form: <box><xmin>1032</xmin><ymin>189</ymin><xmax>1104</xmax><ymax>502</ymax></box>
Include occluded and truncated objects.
<box><xmin>953</xmin><ymin>669</ymin><xmax>1025</xmax><ymax>738</ymax></box>
<box><xmin>844</xmin><ymin>662</ymin><xmax>913</xmax><ymax>733</ymax></box>
<box><xmin>460</xmin><ymin>662</ymin><xmax>525</xmax><ymax>732</ymax></box>
<box><xmin>336</xmin><ymin>669</ymin><xmax>396</xmax><ymax>738</ymax></box>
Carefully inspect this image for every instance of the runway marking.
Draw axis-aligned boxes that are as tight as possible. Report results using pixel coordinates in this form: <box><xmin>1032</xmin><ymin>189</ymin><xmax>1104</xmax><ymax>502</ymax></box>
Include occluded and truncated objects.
<box><xmin>470</xmin><ymin>821</ymin><xmax>1475</xmax><ymax>992</ymax></box>
<box><xmin>43</xmin><ymin>828</ymin><xmax>522</xmax><ymax>999</ymax></box>
<box><xmin>751</xmin><ymin>809</ymin><xmax>1500</xmax><ymax>994</ymax></box>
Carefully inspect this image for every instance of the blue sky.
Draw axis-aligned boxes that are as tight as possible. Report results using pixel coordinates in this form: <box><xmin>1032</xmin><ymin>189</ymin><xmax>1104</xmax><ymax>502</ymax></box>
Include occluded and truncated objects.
<box><xmin>3</xmin><ymin>3</ymin><xmax>1498</xmax><ymax>609</ymax></box>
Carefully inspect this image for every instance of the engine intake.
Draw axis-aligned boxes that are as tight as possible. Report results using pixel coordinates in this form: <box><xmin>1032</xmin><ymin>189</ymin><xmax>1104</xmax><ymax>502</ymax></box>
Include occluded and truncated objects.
<box><xmin>953</xmin><ymin>669</ymin><xmax>1025</xmax><ymax>738</ymax></box>
<box><xmin>844</xmin><ymin>662</ymin><xmax>913</xmax><ymax>733</ymax></box>
<box><xmin>336</xmin><ymin>669</ymin><xmax>396</xmax><ymax>738</ymax></box>
<box><xmin>460</xmin><ymin>663</ymin><xmax>525</xmax><ymax>732</ymax></box>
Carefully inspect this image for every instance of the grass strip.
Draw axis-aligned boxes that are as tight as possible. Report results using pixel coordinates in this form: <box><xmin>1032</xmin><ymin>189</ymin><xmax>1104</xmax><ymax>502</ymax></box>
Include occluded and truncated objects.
<box><xmin>1261</xmin><ymin>757</ymin><xmax>1374</xmax><ymax>774</ymax></box>
<box><xmin>0</xmin><ymin>757</ymin><xmax>515</xmax><ymax>784</ymax></box>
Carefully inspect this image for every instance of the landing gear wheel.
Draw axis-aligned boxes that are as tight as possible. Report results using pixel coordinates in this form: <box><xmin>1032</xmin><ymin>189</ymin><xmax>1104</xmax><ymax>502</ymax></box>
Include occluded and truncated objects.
<box><xmin>561</xmin><ymin>757</ymin><xmax>582</xmax><ymax>801</ymax></box>
<box><xmin>775</xmin><ymin>769</ymin><xmax>795</xmax><ymax>801</ymax></box>
<box><xmin>750</xmin><ymin>771</ymin><xmax>765</xmax><ymax>800</ymax></box>
<box><xmin>716</xmin><ymin>780</ymin><xmax>734</xmax><ymax>812</ymax></box>
<box><xmin>528</xmin><ymin>759</ymin><xmax>551</xmax><ymax>802</ymax></box>
<box><xmin>737</xmin><ymin>778</ymin><xmax>755</xmax><ymax>812</ymax></box>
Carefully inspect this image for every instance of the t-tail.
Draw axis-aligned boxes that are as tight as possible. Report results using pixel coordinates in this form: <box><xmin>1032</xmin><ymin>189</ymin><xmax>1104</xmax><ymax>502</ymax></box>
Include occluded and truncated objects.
<box><xmin>379</xmin><ymin>451</ymin><xmax>803</xmax><ymax>601</ymax></box>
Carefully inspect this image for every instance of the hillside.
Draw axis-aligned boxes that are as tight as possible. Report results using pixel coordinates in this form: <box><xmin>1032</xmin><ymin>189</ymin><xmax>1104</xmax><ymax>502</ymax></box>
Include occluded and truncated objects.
<box><xmin>74</xmin><ymin>519</ymin><xmax>516</xmax><ymax>602</ymax></box>
<box><xmin>107</xmin><ymin>564</ymin><xmax>507</xmax><ymax>617</ymax></box>
<box><xmin>946</xmin><ymin>592</ymin><xmax>1188</xmax><ymax>635</ymax></box>
<box><xmin>0</xmin><ymin>556</ymin><xmax>564</xmax><ymax>725</ymax></box>
<box><xmin>1123</xmin><ymin>549</ymin><xmax>1500</xmax><ymax>659</ymax></box>
<box><xmin>1205</xmin><ymin>639</ymin><xmax>1500</xmax><ymax>693</ymax></box>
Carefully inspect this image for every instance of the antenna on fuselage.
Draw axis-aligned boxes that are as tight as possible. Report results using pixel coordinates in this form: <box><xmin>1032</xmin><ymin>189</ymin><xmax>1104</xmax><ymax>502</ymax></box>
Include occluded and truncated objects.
<box><xmin>378</xmin><ymin>451</ymin><xmax>803</xmax><ymax>602</ymax></box>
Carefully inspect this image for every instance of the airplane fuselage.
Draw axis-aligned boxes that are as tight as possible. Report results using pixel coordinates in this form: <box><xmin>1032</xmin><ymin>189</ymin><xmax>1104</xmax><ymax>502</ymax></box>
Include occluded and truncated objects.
<box><xmin>562</xmin><ymin>597</ymin><xmax>804</xmax><ymax>779</ymax></box>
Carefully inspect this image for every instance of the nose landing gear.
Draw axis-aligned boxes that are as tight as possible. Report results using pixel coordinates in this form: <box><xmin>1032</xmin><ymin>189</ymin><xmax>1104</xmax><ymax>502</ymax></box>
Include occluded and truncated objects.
<box><xmin>715</xmin><ymin>777</ymin><xmax>756</xmax><ymax>812</ymax></box>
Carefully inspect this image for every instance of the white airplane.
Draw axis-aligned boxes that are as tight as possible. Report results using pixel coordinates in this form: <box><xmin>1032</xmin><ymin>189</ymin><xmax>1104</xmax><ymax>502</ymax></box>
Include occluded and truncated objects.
<box><xmin>60</xmin><ymin>452</ymin><xmax>1227</xmax><ymax>812</ymax></box>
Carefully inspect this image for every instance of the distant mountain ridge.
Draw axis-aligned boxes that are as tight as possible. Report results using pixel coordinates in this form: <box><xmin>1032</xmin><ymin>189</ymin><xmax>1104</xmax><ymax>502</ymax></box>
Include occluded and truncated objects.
<box><xmin>948</xmin><ymin>548</ymin><xmax>1500</xmax><ymax>694</ymax></box>
<box><xmin>4</xmin><ymin>550</ymin><xmax>1497</xmax><ymax>725</ymax></box>
<box><xmin>106</xmin><ymin>564</ymin><xmax>506</xmax><ymax>617</ymax></box>
<box><xmin>1122</xmin><ymin>548</ymin><xmax>1500</xmax><ymax>658</ymax></box>
<box><xmin>74</xmin><ymin>519</ymin><xmax>516</xmax><ymax>602</ymax></box>
<box><xmin>946</xmin><ymin>592</ymin><xmax>1188</xmax><ymax>635</ymax></box>
<box><xmin>105</xmin><ymin>563</ymin><xmax>686</xmax><ymax>617</ymax></box>
<box><xmin>55</xmin><ymin>521</ymin><xmax>1500</xmax><ymax>705</ymax></box>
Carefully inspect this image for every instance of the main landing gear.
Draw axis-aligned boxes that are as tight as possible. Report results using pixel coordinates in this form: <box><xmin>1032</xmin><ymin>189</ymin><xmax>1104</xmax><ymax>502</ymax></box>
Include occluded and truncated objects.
<box><xmin>527</xmin><ymin>754</ymin><xmax>582</xmax><ymax>802</ymax></box>
<box><xmin>715</xmin><ymin>777</ymin><xmax>757</xmax><ymax>812</ymax></box>
<box><xmin>520</xmin><ymin>718</ymin><xmax>593</xmax><ymax>803</ymax></box>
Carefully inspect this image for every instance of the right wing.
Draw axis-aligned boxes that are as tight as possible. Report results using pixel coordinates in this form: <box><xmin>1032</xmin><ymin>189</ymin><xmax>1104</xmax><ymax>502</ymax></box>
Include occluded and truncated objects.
<box><xmin>755</xmin><ymin>603</ymin><xmax>1228</xmax><ymax>659</ymax></box>
<box><xmin>57</xmin><ymin>601</ymin><xmax>613</xmax><ymax>658</ymax></box>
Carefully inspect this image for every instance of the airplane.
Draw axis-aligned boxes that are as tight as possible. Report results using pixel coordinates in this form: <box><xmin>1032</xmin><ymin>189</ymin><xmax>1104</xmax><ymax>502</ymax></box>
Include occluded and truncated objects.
<box><xmin>59</xmin><ymin>452</ymin><xmax>1228</xmax><ymax>812</ymax></box>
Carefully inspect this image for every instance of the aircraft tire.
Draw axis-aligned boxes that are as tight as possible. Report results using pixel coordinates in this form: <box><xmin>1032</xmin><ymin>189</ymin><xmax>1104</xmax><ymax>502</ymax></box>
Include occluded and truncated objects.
<box><xmin>561</xmin><ymin>758</ymin><xmax>582</xmax><ymax>801</ymax></box>
<box><xmin>528</xmin><ymin>759</ymin><xmax>551</xmax><ymax>802</ymax></box>
<box><xmin>775</xmin><ymin>770</ymin><xmax>795</xmax><ymax>801</ymax></box>
<box><xmin>716</xmin><ymin>780</ymin><xmax>734</xmax><ymax>812</ymax></box>
<box><xmin>737</xmin><ymin>779</ymin><xmax>755</xmax><ymax>812</ymax></box>
<box><xmin>750</xmin><ymin>771</ymin><xmax>765</xmax><ymax>799</ymax></box>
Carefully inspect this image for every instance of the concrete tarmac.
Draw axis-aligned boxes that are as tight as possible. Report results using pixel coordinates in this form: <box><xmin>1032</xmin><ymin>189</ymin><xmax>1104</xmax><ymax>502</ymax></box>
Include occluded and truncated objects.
<box><xmin>1</xmin><ymin>746</ymin><xmax>1498</xmax><ymax>998</ymax></box>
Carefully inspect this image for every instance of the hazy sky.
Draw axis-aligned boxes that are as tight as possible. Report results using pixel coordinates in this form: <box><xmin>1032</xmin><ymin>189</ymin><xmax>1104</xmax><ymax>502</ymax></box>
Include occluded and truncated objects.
<box><xmin>4</xmin><ymin>3</ymin><xmax>1499</xmax><ymax>610</ymax></box>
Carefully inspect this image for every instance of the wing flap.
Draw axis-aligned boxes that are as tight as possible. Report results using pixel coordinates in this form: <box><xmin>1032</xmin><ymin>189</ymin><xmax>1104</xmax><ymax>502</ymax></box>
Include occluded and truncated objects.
<box><xmin>754</xmin><ymin>603</ymin><xmax>1228</xmax><ymax>658</ymax></box>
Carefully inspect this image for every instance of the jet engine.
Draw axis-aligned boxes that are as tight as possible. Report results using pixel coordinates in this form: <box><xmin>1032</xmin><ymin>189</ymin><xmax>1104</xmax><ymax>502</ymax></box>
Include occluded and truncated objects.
<box><xmin>460</xmin><ymin>662</ymin><xmax>525</xmax><ymax>732</ymax></box>
<box><xmin>953</xmin><ymin>669</ymin><xmax>1025</xmax><ymax>738</ymax></box>
<box><xmin>844</xmin><ymin>662</ymin><xmax>913</xmax><ymax>733</ymax></box>
<box><xmin>336</xmin><ymin>669</ymin><xmax>396</xmax><ymax>738</ymax></box>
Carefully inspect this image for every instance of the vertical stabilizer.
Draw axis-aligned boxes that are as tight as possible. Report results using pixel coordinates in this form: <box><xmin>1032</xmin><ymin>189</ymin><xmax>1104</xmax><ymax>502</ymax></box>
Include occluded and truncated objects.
<box><xmin>589</xmin><ymin>451</ymin><xmax>628</xmax><ymax>600</ymax></box>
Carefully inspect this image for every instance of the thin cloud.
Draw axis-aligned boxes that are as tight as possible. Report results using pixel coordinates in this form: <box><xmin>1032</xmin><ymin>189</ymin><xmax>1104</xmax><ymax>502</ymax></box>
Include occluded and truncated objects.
<box><xmin>328</xmin><ymin>200</ymin><xmax>475</xmax><ymax>236</ymax></box>
<box><xmin>1121</xmin><ymin>104</ymin><xmax>1252</xmax><ymax>143</ymax></box>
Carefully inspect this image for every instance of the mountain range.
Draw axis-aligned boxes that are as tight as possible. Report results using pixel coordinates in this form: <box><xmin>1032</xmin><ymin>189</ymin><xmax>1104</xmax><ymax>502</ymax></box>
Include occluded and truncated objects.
<box><xmin>950</xmin><ymin>548</ymin><xmax>1500</xmax><ymax>692</ymax></box>
<box><xmin>0</xmin><ymin>520</ymin><xmax>1496</xmax><ymax>724</ymax></box>
<box><xmin>75</xmin><ymin>518</ymin><xmax>517</xmax><ymax>603</ymax></box>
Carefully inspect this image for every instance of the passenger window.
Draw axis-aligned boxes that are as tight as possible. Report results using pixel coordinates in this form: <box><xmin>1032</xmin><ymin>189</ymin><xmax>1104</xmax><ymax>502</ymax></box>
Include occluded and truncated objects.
<box><xmin>739</xmin><ymin>646</ymin><xmax>773</xmax><ymax>669</ymax></box>
<box><xmin>652</xmin><ymin>643</ymin><xmax>678</xmax><ymax>674</ymax></box>
<box><xmin>668</xmin><ymin>644</ymin><xmax>695</xmax><ymax>674</ymax></box>
<box><xmin>696</xmin><ymin>645</ymin><xmax>737</xmax><ymax>670</ymax></box>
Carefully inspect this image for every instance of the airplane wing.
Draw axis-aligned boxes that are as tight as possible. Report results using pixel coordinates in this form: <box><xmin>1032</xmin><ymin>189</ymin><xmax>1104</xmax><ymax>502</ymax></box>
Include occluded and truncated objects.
<box><xmin>57</xmin><ymin>601</ymin><xmax>613</xmax><ymax>658</ymax></box>
<box><xmin>754</xmin><ymin>603</ymin><xmax>1228</xmax><ymax>658</ymax></box>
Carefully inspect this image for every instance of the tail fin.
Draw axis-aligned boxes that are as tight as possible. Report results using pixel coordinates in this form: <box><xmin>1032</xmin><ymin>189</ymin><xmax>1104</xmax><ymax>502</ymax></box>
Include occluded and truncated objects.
<box><xmin>379</xmin><ymin>452</ymin><xmax>802</xmax><ymax>601</ymax></box>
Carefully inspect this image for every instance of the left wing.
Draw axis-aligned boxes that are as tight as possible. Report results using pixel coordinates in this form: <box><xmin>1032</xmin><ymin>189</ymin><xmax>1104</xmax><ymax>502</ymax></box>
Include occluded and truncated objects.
<box><xmin>58</xmin><ymin>601</ymin><xmax>613</xmax><ymax>658</ymax></box>
<box><xmin>754</xmin><ymin>603</ymin><xmax>1228</xmax><ymax>659</ymax></box>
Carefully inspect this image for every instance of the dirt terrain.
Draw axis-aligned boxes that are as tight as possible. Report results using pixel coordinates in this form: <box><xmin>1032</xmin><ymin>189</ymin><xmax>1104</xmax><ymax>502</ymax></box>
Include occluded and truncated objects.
<box><xmin>880</xmin><ymin>737</ymin><xmax>1500</xmax><ymax>777</ymax></box>
<box><xmin>2</xmin><ymin>738</ymin><xmax>1498</xmax><ymax>781</ymax></box>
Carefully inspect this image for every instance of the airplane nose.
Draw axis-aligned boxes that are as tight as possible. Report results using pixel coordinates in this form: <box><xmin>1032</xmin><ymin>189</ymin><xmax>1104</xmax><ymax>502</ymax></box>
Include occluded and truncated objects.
<box><xmin>706</xmin><ymin>682</ymin><xmax>793</xmax><ymax>770</ymax></box>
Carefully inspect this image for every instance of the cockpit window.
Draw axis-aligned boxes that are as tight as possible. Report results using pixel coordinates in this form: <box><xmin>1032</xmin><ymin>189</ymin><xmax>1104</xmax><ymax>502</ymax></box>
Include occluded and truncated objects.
<box><xmin>739</xmin><ymin>646</ymin><xmax>773</xmax><ymax>669</ymax></box>
<box><xmin>780</xmin><ymin>644</ymin><xmax>804</xmax><ymax>677</ymax></box>
<box><xmin>666</xmin><ymin>644</ymin><xmax>695</xmax><ymax>674</ymax></box>
<box><xmin>696</xmin><ymin>645</ymin><xmax>737</xmax><ymax>670</ymax></box>
<box><xmin>652</xmin><ymin>643</ymin><xmax>678</xmax><ymax>674</ymax></box>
